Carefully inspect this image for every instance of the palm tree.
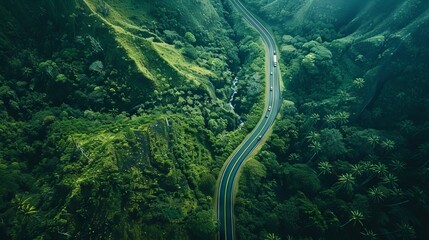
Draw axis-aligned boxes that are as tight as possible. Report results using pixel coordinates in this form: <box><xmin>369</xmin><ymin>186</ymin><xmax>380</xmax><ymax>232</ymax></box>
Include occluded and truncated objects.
<box><xmin>351</xmin><ymin>163</ymin><xmax>366</xmax><ymax>176</ymax></box>
<box><xmin>389</xmin><ymin>186</ymin><xmax>405</xmax><ymax>198</ymax></box>
<box><xmin>399</xmin><ymin>120</ymin><xmax>415</xmax><ymax>134</ymax></box>
<box><xmin>418</xmin><ymin>142</ymin><xmax>429</xmax><ymax>156</ymax></box>
<box><xmin>265</xmin><ymin>233</ymin><xmax>281</xmax><ymax>240</ymax></box>
<box><xmin>22</xmin><ymin>67</ymin><xmax>32</xmax><ymax>78</ymax></box>
<box><xmin>371</xmin><ymin>163</ymin><xmax>388</xmax><ymax>177</ymax></box>
<box><xmin>368</xmin><ymin>154</ymin><xmax>379</xmax><ymax>162</ymax></box>
<box><xmin>409</xmin><ymin>186</ymin><xmax>426</xmax><ymax>205</ymax></box>
<box><xmin>367</xmin><ymin>135</ymin><xmax>380</xmax><ymax>148</ymax></box>
<box><xmin>361</xmin><ymin>161</ymin><xmax>374</xmax><ymax>172</ymax></box>
<box><xmin>386</xmin><ymin>187</ymin><xmax>409</xmax><ymax>207</ymax></box>
<box><xmin>397</xmin><ymin>223</ymin><xmax>416</xmax><ymax>239</ymax></box>
<box><xmin>368</xmin><ymin>186</ymin><xmax>385</xmax><ymax>202</ymax></box>
<box><xmin>324</xmin><ymin>114</ymin><xmax>337</xmax><ymax>128</ymax></box>
<box><xmin>14</xmin><ymin>195</ymin><xmax>38</xmax><ymax>220</ymax></box>
<box><xmin>318</xmin><ymin>161</ymin><xmax>333</xmax><ymax>176</ymax></box>
<box><xmin>288</xmin><ymin>153</ymin><xmax>300</xmax><ymax>162</ymax></box>
<box><xmin>337</xmin><ymin>90</ymin><xmax>351</xmax><ymax>99</ymax></box>
<box><xmin>310</xmin><ymin>113</ymin><xmax>320</xmax><ymax>122</ymax></box>
<box><xmin>350</xmin><ymin>210</ymin><xmax>364</xmax><ymax>226</ymax></box>
<box><xmin>340</xmin><ymin>210</ymin><xmax>364</xmax><ymax>227</ymax></box>
<box><xmin>381</xmin><ymin>139</ymin><xmax>395</xmax><ymax>152</ymax></box>
<box><xmin>308</xmin><ymin>141</ymin><xmax>321</xmax><ymax>161</ymax></box>
<box><xmin>377</xmin><ymin>223</ymin><xmax>415</xmax><ymax>239</ymax></box>
<box><xmin>306</xmin><ymin>131</ymin><xmax>320</xmax><ymax>144</ymax></box>
<box><xmin>382</xmin><ymin>173</ymin><xmax>399</xmax><ymax>187</ymax></box>
<box><xmin>361</xmin><ymin>228</ymin><xmax>378</xmax><ymax>240</ymax></box>
<box><xmin>335</xmin><ymin>173</ymin><xmax>356</xmax><ymax>193</ymax></box>
<box><xmin>357</xmin><ymin>161</ymin><xmax>378</xmax><ymax>187</ymax></box>
<box><xmin>309</xmin><ymin>113</ymin><xmax>320</xmax><ymax>125</ymax></box>
<box><xmin>390</xmin><ymin>159</ymin><xmax>406</xmax><ymax>172</ymax></box>
<box><xmin>336</xmin><ymin>111</ymin><xmax>350</xmax><ymax>125</ymax></box>
<box><xmin>353</xmin><ymin>77</ymin><xmax>365</xmax><ymax>89</ymax></box>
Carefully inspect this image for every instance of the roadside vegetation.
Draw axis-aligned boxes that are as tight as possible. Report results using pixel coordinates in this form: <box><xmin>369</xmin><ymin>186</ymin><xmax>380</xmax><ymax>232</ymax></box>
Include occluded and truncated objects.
<box><xmin>236</xmin><ymin>0</ymin><xmax>429</xmax><ymax>239</ymax></box>
<box><xmin>0</xmin><ymin>0</ymin><xmax>266</xmax><ymax>239</ymax></box>
<box><xmin>3</xmin><ymin>0</ymin><xmax>428</xmax><ymax>239</ymax></box>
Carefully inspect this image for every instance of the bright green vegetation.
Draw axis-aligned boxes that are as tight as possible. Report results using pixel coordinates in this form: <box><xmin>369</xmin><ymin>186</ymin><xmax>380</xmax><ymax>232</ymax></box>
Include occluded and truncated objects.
<box><xmin>0</xmin><ymin>0</ymin><xmax>267</xmax><ymax>239</ymax></box>
<box><xmin>235</xmin><ymin>0</ymin><xmax>429</xmax><ymax>239</ymax></box>
<box><xmin>3</xmin><ymin>0</ymin><xmax>427</xmax><ymax>239</ymax></box>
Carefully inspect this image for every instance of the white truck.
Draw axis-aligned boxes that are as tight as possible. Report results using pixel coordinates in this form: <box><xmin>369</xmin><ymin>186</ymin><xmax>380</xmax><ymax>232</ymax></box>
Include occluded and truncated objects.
<box><xmin>273</xmin><ymin>52</ymin><xmax>278</xmax><ymax>67</ymax></box>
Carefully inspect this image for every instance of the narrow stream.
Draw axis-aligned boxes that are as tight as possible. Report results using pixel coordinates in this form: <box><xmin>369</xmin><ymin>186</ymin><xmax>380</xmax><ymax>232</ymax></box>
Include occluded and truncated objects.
<box><xmin>228</xmin><ymin>76</ymin><xmax>238</xmax><ymax>110</ymax></box>
<box><xmin>228</xmin><ymin>76</ymin><xmax>244</xmax><ymax>127</ymax></box>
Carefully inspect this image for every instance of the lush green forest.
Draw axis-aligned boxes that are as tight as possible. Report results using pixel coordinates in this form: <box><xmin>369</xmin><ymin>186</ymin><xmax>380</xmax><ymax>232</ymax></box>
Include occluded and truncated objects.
<box><xmin>0</xmin><ymin>0</ymin><xmax>265</xmax><ymax>239</ymax></box>
<box><xmin>1</xmin><ymin>0</ymin><xmax>429</xmax><ymax>240</ymax></box>
<box><xmin>236</xmin><ymin>0</ymin><xmax>429</xmax><ymax>239</ymax></box>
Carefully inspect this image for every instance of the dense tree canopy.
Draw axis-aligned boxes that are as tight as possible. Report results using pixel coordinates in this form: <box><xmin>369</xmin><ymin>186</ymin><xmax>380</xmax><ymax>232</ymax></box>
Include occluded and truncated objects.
<box><xmin>0</xmin><ymin>0</ymin><xmax>265</xmax><ymax>239</ymax></box>
<box><xmin>236</xmin><ymin>0</ymin><xmax>429</xmax><ymax>239</ymax></box>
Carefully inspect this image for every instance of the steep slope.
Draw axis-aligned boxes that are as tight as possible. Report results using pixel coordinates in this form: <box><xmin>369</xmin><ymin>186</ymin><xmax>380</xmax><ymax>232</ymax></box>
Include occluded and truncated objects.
<box><xmin>0</xmin><ymin>0</ymin><xmax>266</xmax><ymax>239</ymax></box>
<box><xmin>235</xmin><ymin>0</ymin><xmax>429</xmax><ymax>239</ymax></box>
<box><xmin>82</xmin><ymin>0</ymin><xmax>241</xmax><ymax>98</ymax></box>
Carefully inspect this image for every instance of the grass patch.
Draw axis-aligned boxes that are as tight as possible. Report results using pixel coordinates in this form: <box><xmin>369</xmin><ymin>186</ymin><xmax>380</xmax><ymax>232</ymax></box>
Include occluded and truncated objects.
<box><xmin>153</xmin><ymin>42</ymin><xmax>216</xmax><ymax>93</ymax></box>
<box><xmin>83</xmin><ymin>0</ymin><xmax>217</xmax><ymax>91</ymax></box>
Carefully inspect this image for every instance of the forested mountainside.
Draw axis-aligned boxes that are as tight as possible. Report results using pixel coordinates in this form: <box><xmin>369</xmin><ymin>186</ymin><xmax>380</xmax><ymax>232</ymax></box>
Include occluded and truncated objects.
<box><xmin>236</xmin><ymin>0</ymin><xmax>429</xmax><ymax>239</ymax></box>
<box><xmin>2</xmin><ymin>0</ymin><xmax>429</xmax><ymax>240</ymax></box>
<box><xmin>0</xmin><ymin>0</ymin><xmax>265</xmax><ymax>239</ymax></box>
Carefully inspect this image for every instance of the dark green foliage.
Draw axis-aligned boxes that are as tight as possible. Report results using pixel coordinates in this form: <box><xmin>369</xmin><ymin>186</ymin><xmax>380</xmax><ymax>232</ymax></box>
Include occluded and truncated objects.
<box><xmin>183</xmin><ymin>44</ymin><xmax>198</xmax><ymax>60</ymax></box>
<box><xmin>0</xmin><ymin>0</ymin><xmax>265</xmax><ymax>239</ymax></box>
<box><xmin>184</xmin><ymin>32</ymin><xmax>197</xmax><ymax>44</ymax></box>
<box><xmin>283</xmin><ymin>164</ymin><xmax>320</xmax><ymax>196</ymax></box>
<box><xmin>3</xmin><ymin>0</ymin><xmax>429</xmax><ymax>239</ymax></box>
<box><xmin>186</xmin><ymin>210</ymin><xmax>217</xmax><ymax>239</ymax></box>
<box><xmin>198</xmin><ymin>173</ymin><xmax>216</xmax><ymax>196</ymax></box>
<box><xmin>319</xmin><ymin>128</ymin><xmax>347</xmax><ymax>158</ymax></box>
<box><xmin>235</xmin><ymin>0</ymin><xmax>429</xmax><ymax>239</ymax></box>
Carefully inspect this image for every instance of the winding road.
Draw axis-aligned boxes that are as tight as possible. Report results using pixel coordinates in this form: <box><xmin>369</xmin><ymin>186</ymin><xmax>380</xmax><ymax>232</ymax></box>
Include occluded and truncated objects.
<box><xmin>216</xmin><ymin>0</ymin><xmax>282</xmax><ymax>239</ymax></box>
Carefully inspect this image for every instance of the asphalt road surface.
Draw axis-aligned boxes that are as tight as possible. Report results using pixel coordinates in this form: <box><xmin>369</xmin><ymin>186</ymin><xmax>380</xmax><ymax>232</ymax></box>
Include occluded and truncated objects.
<box><xmin>216</xmin><ymin>0</ymin><xmax>282</xmax><ymax>239</ymax></box>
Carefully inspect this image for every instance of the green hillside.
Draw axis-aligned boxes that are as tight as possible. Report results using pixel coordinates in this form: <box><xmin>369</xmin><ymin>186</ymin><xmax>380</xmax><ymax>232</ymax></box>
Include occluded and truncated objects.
<box><xmin>3</xmin><ymin>0</ymin><xmax>427</xmax><ymax>239</ymax></box>
<box><xmin>0</xmin><ymin>0</ymin><xmax>265</xmax><ymax>239</ymax></box>
<box><xmin>235</xmin><ymin>0</ymin><xmax>429</xmax><ymax>239</ymax></box>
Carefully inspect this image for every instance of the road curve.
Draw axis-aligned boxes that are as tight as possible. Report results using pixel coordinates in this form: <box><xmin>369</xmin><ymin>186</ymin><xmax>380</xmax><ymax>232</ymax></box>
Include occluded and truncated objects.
<box><xmin>216</xmin><ymin>0</ymin><xmax>282</xmax><ymax>239</ymax></box>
